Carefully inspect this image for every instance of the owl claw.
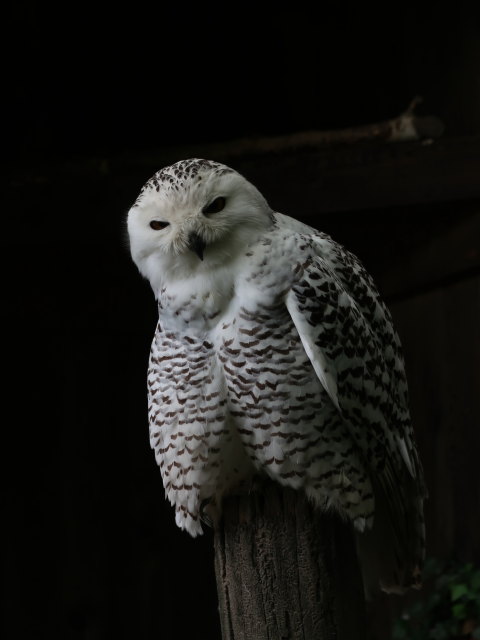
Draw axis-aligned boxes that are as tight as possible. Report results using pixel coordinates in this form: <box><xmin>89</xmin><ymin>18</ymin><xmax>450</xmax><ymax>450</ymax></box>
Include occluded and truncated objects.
<box><xmin>200</xmin><ymin>497</ymin><xmax>214</xmax><ymax>527</ymax></box>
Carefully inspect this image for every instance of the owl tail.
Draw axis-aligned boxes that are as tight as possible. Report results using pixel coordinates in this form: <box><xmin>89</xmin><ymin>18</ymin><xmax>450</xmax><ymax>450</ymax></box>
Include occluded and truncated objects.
<box><xmin>356</xmin><ymin>464</ymin><xmax>426</xmax><ymax>598</ymax></box>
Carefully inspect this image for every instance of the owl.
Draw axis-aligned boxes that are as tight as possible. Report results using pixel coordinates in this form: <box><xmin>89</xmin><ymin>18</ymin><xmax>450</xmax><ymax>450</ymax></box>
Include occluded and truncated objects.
<box><xmin>127</xmin><ymin>158</ymin><xmax>426</xmax><ymax>592</ymax></box>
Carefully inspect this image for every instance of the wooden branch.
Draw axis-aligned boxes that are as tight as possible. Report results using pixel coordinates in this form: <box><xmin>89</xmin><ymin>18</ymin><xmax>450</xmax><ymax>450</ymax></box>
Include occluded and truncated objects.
<box><xmin>214</xmin><ymin>481</ymin><xmax>366</xmax><ymax>640</ymax></box>
<box><xmin>184</xmin><ymin>96</ymin><xmax>444</xmax><ymax>161</ymax></box>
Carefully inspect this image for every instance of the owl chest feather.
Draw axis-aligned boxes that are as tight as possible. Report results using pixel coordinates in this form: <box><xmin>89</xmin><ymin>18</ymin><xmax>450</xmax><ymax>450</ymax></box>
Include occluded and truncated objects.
<box><xmin>154</xmin><ymin>240</ymin><xmax>329</xmax><ymax>429</ymax></box>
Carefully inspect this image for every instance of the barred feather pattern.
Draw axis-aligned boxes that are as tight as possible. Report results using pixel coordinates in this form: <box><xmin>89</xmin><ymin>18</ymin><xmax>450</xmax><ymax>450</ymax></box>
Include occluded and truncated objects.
<box><xmin>130</xmin><ymin>159</ymin><xmax>426</xmax><ymax>592</ymax></box>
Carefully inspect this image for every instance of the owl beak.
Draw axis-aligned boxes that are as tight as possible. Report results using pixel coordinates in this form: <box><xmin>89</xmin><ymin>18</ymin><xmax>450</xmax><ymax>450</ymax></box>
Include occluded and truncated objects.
<box><xmin>187</xmin><ymin>232</ymin><xmax>206</xmax><ymax>261</ymax></box>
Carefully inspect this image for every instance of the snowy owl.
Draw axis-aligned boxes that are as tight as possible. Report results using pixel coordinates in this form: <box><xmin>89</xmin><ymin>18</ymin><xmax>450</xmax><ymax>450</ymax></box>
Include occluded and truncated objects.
<box><xmin>127</xmin><ymin>158</ymin><xmax>426</xmax><ymax>592</ymax></box>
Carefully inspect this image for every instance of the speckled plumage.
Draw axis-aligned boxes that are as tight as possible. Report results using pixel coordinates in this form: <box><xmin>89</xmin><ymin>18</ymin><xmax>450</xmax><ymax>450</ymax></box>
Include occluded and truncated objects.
<box><xmin>127</xmin><ymin>158</ymin><xmax>426</xmax><ymax>592</ymax></box>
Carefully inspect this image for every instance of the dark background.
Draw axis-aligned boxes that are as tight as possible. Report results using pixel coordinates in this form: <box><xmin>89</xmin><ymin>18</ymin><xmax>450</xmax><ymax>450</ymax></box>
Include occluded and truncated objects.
<box><xmin>6</xmin><ymin>3</ymin><xmax>480</xmax><ymax>158</ymax></box>
<box><xmin>3</xmin><ymin>4</ymin><xmax>480</xmax><ymax>640</ymax></box>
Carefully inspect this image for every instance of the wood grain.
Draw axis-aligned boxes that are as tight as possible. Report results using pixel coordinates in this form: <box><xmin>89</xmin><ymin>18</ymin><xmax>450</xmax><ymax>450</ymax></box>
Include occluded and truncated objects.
<box><xmin>214</xmin><ymin>481</ymin><xmax>366</xmax><ymax>640</ymax></box>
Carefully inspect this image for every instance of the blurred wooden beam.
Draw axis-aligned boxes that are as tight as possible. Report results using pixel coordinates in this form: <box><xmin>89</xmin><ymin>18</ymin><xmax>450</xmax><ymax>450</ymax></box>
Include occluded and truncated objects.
<box><xmin>376</xmin><ymin>210</ymin><xmax>480</xmax><ymax>301</ymax></box>
<box><xmin>232</xmin><ymin>136</ymin><xmax>480</xmax><ymax>217</ymax></box>
<box><xmin>8</xmin><ymin>135</ymin><xmax>480</xmax><ymax>218</ymax></box>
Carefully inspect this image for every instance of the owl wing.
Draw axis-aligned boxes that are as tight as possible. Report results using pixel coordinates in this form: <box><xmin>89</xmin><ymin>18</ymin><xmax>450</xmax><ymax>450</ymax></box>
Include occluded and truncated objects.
<box><xmin>285</xmin><ymin>232</ymin><xmax>426</xmax><ymax>591</ymax></box>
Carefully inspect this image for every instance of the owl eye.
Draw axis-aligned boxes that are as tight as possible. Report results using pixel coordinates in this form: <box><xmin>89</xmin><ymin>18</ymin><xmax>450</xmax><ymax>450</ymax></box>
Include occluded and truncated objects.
<box><xmin>202</xmin><ymin>197</ymin><xmax>226</xmax><ymax>215</ymax></box>
<box><xmin>150</xmin><ymin>220</ymin><xmax>169</xmax><ymax>230</ymax></box>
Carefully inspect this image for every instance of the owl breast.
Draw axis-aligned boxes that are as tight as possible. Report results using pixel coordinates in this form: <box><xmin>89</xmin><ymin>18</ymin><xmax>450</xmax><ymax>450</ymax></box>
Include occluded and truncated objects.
<box><xmin>148</xmin><ymin>237</ymin><xmax>374</xmax><ymax>535</ymax></box>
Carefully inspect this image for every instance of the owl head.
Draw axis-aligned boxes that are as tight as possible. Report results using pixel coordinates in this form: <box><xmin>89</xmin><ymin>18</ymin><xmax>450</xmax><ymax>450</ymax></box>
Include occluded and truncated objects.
<box><xmin>127</xmin><ymin>159</ymin><xmax>273</xmax><ymax>290</ymax></box>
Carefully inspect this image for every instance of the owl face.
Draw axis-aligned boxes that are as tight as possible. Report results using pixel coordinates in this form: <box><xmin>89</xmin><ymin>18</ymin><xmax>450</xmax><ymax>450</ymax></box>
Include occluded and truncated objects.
<box><xmin>127</xmin><ymin>159</ymin><xmax>272</xmax><ymax>288</ymax></box>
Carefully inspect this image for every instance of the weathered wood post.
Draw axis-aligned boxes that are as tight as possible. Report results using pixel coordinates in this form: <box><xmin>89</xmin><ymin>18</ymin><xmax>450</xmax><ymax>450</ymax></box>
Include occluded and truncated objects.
<box><xmin>214</xmin><ymin>480</ymin><xmax>366</xmax><ymax>640</ymax></box>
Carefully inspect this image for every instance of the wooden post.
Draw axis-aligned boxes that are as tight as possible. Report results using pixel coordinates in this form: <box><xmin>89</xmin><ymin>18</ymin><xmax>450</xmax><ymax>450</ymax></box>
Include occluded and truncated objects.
<box><xmin>214</xmin><ymin>480</ymin><xmax>366</xmax><ymax>640</ymax></box>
